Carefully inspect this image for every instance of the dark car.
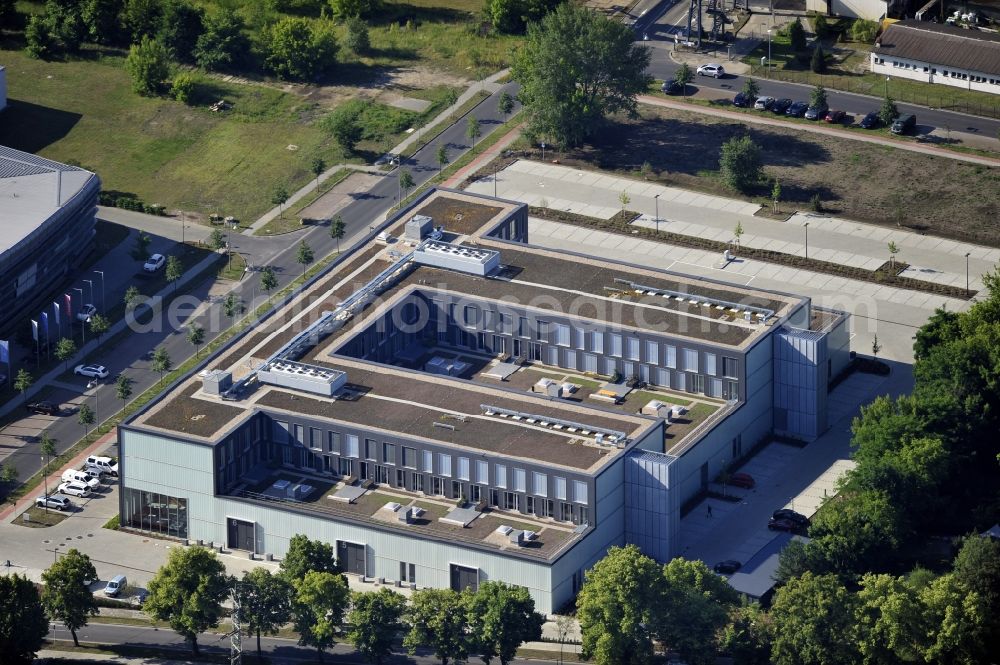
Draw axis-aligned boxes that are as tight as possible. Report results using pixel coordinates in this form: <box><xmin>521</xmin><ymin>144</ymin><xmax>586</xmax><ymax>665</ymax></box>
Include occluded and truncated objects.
<box><xmin>27</xmin><ymin>401</ymin><xmax>61</xmax><ymax>416</ymax></box>
<box><xmin>772</xmin><ymin>508</ymin><xmax>810</xmax><ymax>527</ymax></box>
<box><xmin>729</xmin><ymin>472</ymin><xmax>755</xmax><ymax>489</ymax></box>
<box><xmin>804</xmin><ymin>103</ymin><xmax>829</xmax><ymax>120</ymax></box>
<box><xmin>768</xmin><ymin>517</ymin><xmax>798</xmax><ymax>532</ymax></box>
<box><xmin>771</xmin><ymin>98</ymin><xmax>793</xmax><ymax>114</ymax></box>
<box><xmin>785</xmin><ymin>101</ymin><xmax>809</xmax><ymax>117</ymax></box>
<box><xmin>824</xmin><ymin>110</ymin><xmax>846</xmax><ymax>123</ymax></box>
<box><xmin>661</xmin><ymin>79</ymin><xmax>684</xmax><ymax>95</ymax></box>
<box><xmin>891</xmin><ymin>113</ymin><xmax>917</xmax><ymax>135</ymax></box>
<box><xmin>713</xmin><ymin>560</ymin><xmax>742</xmax><ymax>574</ymax></box>
<box><xmin>733</xmin><ymin>92</ymin><xmax>754</xmax><ymax>108</ymax></box>
<box><xmin>859</xmin><ymin>111</ymin><xmax>880</xmax><ymax>129</ymax></box>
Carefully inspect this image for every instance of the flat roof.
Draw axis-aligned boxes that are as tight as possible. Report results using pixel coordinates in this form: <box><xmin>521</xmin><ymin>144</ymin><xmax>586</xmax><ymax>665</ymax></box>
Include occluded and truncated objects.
<box><xmin>131</xmin><ymin>188</ymin><xmax>799</xmax><ymax>467</ymax></box>
<box><xmin>0</xmin><ymin>145</ymin><xmax>98</xmax><ymax>254</ymax></box>
<box><xmin>873</xmin><ymin>20</ymin><xmax>1000</xmax><ymax>76</ymax></box>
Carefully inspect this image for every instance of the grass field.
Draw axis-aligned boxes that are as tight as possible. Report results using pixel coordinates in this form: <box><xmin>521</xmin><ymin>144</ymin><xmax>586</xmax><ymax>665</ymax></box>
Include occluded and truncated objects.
<box><xmin>534</xmin><ymin>104</ymin><xmax>1000</xmax><ymax>246</ymax></box>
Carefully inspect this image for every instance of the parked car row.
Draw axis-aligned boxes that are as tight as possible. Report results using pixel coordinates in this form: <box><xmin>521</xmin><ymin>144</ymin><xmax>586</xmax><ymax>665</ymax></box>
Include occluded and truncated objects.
<box><xmin>768</xmin><ymin>508</ymin><xmax>810</xmax><ymax>532</ymax></box>
<box><xmin>727</xmin><ymin>91</ymin><xmax>918</xmax><ymax>134</ymax></box>
<box><xmin>36</xmin><ymin>456</ymin><xmax>118</xmax><ymax>507</ymax></box>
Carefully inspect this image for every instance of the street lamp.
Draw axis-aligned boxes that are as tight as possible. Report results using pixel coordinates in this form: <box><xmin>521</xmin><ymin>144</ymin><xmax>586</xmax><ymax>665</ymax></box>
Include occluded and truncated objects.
<box><xmin>654</xmin><ymin>194</ymin><xmax>660</xmax><ymax>233</ymax></box>
<box><xmin>804</xmin><ymin>222</ymin><xmax>810</xmax><ymax>260</ymax></box>
<box><xmin>93</xmin><ymin>270</ymin><xmax>105</xmax><ymax>312</ymax></box>
<box><xmin>73</xmin><ymin>288</ymin><xmax>85</xmax><ymax>345</ymax></box>
<box><xmin>965</xmin><ymin>252</ymin><xmax>971</xmax><ymax>292</ymax></box>
<box><xmin>767</xmin><ymin>29</ymin><xmax>772</xmax><ymax>78</ymax></box>
<box><xmin>885</xmin><ymin>75</ymin><xmax>890</xmax><ymax>97</ymax></box>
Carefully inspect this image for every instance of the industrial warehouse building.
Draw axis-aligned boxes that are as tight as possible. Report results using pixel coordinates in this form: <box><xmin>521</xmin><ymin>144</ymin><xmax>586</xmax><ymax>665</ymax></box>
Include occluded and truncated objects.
<box><xmin>119</xmin><ymin>187</ymin><xmax>850</xmax><ymax>613</ymax></box>
<box><xmin>0</xmin><ymin>145</ymin><xmax>101</xmax><ymax>333</ymax></box>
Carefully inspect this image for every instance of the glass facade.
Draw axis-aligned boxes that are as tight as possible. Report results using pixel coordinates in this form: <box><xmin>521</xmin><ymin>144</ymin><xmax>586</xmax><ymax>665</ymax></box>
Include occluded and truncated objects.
<box><xmin>121</xmin><ymin>487</ymin><xmax>188</xmax><ymax>539</ymax></box>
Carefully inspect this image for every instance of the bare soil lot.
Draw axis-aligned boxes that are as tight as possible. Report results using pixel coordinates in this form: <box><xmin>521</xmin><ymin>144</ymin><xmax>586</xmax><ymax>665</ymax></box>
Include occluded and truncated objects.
<box><xmin>540</xmin><ymin>105</ymin><xmax>1000</xmax><ymax>246</ymax></box>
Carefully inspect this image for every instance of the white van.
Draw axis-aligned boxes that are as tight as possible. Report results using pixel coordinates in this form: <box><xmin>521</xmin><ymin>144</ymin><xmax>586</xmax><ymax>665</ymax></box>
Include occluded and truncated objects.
<box><xmin>104</xmin><ymin>574</ymin><xmax>127</xmax><ymax>597</ymax></box>
<box><xmin>86</xmin><ymin>455</ymin><xmax>118</xmax><ymax>477</ymax></box>
<box><xmin>62</xmin><ymin>470</ymin><xmax>101</xmax><ymax>491</ymax></box>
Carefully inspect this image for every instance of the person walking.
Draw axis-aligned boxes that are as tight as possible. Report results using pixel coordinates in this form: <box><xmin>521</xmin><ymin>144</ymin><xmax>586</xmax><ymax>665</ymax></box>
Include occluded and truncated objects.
<box><xmin>707</xmin><ymin>504</ymin><xmax>713</xmax><ymax>518</ymax></box>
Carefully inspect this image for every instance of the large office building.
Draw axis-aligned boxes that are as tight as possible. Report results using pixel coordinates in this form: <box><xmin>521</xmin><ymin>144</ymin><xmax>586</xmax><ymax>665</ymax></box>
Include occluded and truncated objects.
<box><xmin>119</xmin><ymin>187</ymin><xmax>850</xmax><ymax>613</ymax></box>
<box><xmin>0</xmin><ymin>145</ymin><xmax>101</xmax><ymax>333</ymax></box>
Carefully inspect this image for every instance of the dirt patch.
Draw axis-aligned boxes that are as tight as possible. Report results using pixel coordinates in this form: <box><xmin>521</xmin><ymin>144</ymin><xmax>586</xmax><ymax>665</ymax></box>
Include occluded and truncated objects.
<box><xmin>299</xmin><ymin>66</ymin><xmax>472</xmax><ymax>110</ymax></box>
<box><xmin>541</xmin><ymin>105</ymin><xmax>1000</xmax><ymax>247</ymax></box>
<box><xmin>411</xmin><ymin>195</ymin><xmax>504</xmax><ymax>235</ymax></box>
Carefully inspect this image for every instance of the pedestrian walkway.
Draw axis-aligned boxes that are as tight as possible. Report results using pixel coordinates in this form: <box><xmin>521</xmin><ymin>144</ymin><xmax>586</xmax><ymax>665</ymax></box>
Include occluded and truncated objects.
<box><xmin>443</xmin><ymin>122</ymin><xmax>526</xmax><ymax>189</ymax></box>
<box><xmin>242</xmin><ymin>69</ymin><xmax>511</xmax><ymax>235</ymax></box>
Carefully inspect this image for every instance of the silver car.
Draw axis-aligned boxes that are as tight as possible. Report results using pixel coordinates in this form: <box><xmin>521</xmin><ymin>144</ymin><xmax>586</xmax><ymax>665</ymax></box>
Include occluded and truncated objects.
<box><xmin>697</xmin><ymin>63</ymin><xmax>725</xmax><ymax>78</ymax></box>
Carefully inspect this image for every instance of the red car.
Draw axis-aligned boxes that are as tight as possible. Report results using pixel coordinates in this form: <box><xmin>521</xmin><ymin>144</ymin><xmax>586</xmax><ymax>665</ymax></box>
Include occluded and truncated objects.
<box><xmin>824</xmin><ymin>110</ymin><xmax>846</xmax><ymax>123</ymax></box>
<box><xmin>768</xmin><ymin>517</ymin><xmax>798</xmax><ymax>532</ymax></box>
<box><xmin>729</xmin><ymin>472</ymin><xmax>755</xmax><ymax>489</ymax></box>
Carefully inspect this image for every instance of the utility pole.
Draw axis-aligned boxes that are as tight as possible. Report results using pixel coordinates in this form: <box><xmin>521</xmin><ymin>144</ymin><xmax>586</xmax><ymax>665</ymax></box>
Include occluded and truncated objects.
<box><xmin>228</xmin><ymin>587</ymin><xmax>242</xmax><ymax>665</ymax></box>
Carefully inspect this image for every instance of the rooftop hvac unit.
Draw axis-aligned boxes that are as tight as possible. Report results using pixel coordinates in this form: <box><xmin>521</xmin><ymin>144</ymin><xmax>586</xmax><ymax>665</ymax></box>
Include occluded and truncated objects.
<box><xmin>202</xmin><ymin>370</ymin><xmax>233</xmax><ymax>395</ymax></box>
<box><xmin>508</xmin><ymin>529</ymin><xmax>525</xmax><ymax>546</ymax></box>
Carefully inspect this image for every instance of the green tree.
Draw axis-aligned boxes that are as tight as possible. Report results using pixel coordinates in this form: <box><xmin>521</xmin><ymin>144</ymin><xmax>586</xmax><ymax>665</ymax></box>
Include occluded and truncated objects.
<box><xmin>145</xmin><ymin>546</ymin><xmax>230</xmax><ymax>656</ymax></box>
<box><xmin>576</xmin><ymin>545</ymin><xmax>666</xmax><ymax>665</ymax></box>
<box><xmin>78</xmin><ymin>402</ymin><xmax>95</xmax><ymax>437</ymax></box>
<box><xmin>122</xmin><ymin>0</ymin><xmax>162</xmax><ymax>41</ymax></box>
<box><xmin>951</xmin><ymin>535</ymin><xmax>1000</xmax><ymax>648</ymax></box>
<box><xmin>40</xmin><ymin>0</ymin><xmax>87</xmax><ymax>55</ymax></box>
<box><xmin>150</xmin><ymin>346</ymin><xmax>172</xmax><ymax>385</ymax></box>
<box><xmin>486</xmin><ymin>0</ymin><xmax>560</xmax><ymax>34</ymax></box>
<box><xmin>888</xmin><ymin>240</ymin><xmax>900</xmax><ymax>268</ymax></box>
<box><xmin>465</xmin><ymin>581</ymin><xmax>544</xmax><ymax>665</ymax></box>
<box><xmin>398</xmin><ymin>168</ymin><xmax>415</xmax><ymax>203</ymax></box>
<box><xmin>0</xmin><ymin>574</ymin><xmax>49</xmax><ymax>663</ymax></box>
<box><xmin>0</xmin><ymin>463</ymin><xmax>18</xmax><ymax>487</ymax></box>
<box><xmin>55</xmin><ymin>336</ymin><xmax>77</xmax><ymax>370</ymax></box>
<box><xmin>879</xmin><ymin>95</ymin><xmax>899</xmax><ymax>126</ymax></box>
<box><xmin>132</xmin><ymin>230</ymin><xmax>152</xmax><ymax>260</ymax></box>
<box><xmin>328</xmin><ymin>0</ymin><xmax>380</xmax><ymax>19</ymax></box>
<box><xmin>466</xmin><ymin>115</ymin><xmax>481</xmax><ymax>152</ymax></box>
<box><xmin>165</xmin><ymin>255</ymin><xmax>183</xmax><ymax>291</ymax></box>
<box><xmin>293</xmin><ymin>571</ymin><xmax>351</xmax><ymax>660</ymax></box>
<box><xmin>272</xmin><ymin>185</ymin><xmax>290</xmax><ymax>218</ymax></box>
<box><xmin>330</xmin><ymin>215</ymin><xmax>346</xmax><ymax>252</ymax></box>
<box><xmin>855</xmin><ymin>573</ymin><xmax>929</xmax><ymax>664</ymax></box>
<box><xmin>124</xmin><ymin>285</ymin><xmax>141</xmax><ymax>311</ymax></box>
<box><xmin>39</xmin><ymin>433</ymin><xmax>57</xmax><ymax>477</ymax></box>
<box><xmin>813</xmin><ymin>13</ymin><xmax>829</xmax><ymax>38</ymax></box>
<box><xmin>348</xmin><ymin>588</ymin><xmax>408</xmax><ymax>665</ymax></box>
<box><xmin>810</xmin><ymin>84</ymin><xmax>827</xmax><ymax>109</ymax></box>
<box><xmin>512</xmin><ymin>3</ymin><xmax>651</xmax><ymax>148</ymax></box>
<box><xmin>235</xmin><ymin>568</ymin><xmax>293</xmax><ymax>659</ymax></box>
<box><xmin>919</xmin><ymin>573</ymin><xmax>989</xmax><ymax>664</ymax></box>
<box><xmin>324</xmin><ymin>106</ymin><xmax>363</xmax><ymax>152</ymax></box>
<box><xmin>850</xmin><ymin>18</ymin><xmax>879</xmax><ymax>43</ymax></box>
<box><xmin>741</xmin><ymin>77</ymin><xmax>759</xmax><ymax>103</ymax></box>
<box><xmin>311</xmin><ymin>156</ymin><xmax>326</xmax><ymax>186</ymax></box>
<box><xmin>618</xmin><ymin>189</ymin><xmax>630</xmax><ymax>221</ymax></box>
<box><xmin>42</xmin><ymin>549</ymin><xmax>99</xmax><ymax>647</ymax></box>
<box><xmin>0</xmin><ymin>0</ymin><xmax>18</xmax><ymax>31</ymax></box>
<box><xmin>806</xmin><ymin>489</ymin><xmax>909</xmax><ymax>577</ymax></box>
<box><xmin>654</xmin><ymin>558</ymin><xmax>739</xmax><ymax>665</ymax></box>
<box><xmin>497</xmin><ymin>90</ymin><xmax>514</xmax><ymax>122</ymax></box>
<box><xmin>186</xmin><ymin>324</ymin><xmax>205</xmax><ymax>357</ymax></box>
<box><xmin>718</xmin><ymin>603</ymin><xmax>773</xmax><ymax>665</ymax></box>
<box><xmin>14</xmin><ymin>368</ymin><xmax>34</xmax><ymax>405</ymax></box>
<box><xmin>436</xmin><ymin>142</ymin><xmax>449</xmax><ymax>177</ymax></box>
<box><xmin>774</xmin><ymin>539</ymin><xmax>818</xmax><ymax>584</ymax></box>
<box><xmin>260</xmin><ymin>265</ymin><xmax>279</xmax><ymax>294</ymax></box>
<box><xmin>208</xmin><ymin>228</ymin><xmax>226</xmax><ymax>250</ymax></box>
<box><xmin>261</xmin><ymin>17</ymin><xmax>338</xmax><ymax>81</ymax></box>
<box><xmin>674</xmin><ymin>61</ymin><xmax>693</xmax><ymax>95</ymax></box>
<box><xmin>811</xmin><ymin>45</ymin><xmax>826</xmax><ymax>73</ymax></box>
<box><xmin>194</xmin><ymin>8</ymin><xmax>248</xmax><ymax>70</ymax></box>
<box><xmin>81</xmin><ymin>0</ymin><xmax>124</xmax><ymax>45</ymax></box>
<box><xmin>125</xmin><ymin>36</ymin><xmax>172</xmax><ymax>97</ymax></box>
<box><xmin>280</xmin><ymin>534</ymin><xmax>339</xmax><ymax>584</ymax></box>
<box><xmin>115</xmin><ymin>373</ymin><xmax>133</xmax><ymax>418</ymax></box>
<box><xmin>222</xmin><ymin>293</ymin><xmax>243</xmax><ymax>327</ymax></box>
<box><xmin>170</xmin><ymin>72</ymin><xmax>196</xmax><ymax>102</ymax></box>
<box><xmin>295</xmin><ymin>240</ymin><xmax>314</xmax><ymax>278</ymax></box>
<box><xmin>719</xmin><ymin>134</ymin><xmax>762</xmax><ymax>193</ymax></box>
<box><xmin>771</xmin><ymin>179</ymin><xmax>782</xmax><ymax>213</ymax></box>
<box><xmin>25</xmin><ymin>14</ymin><xmax>57</xmax><ymax>59</ymax></box>
<box><xmin>89</xmin><ymin>313</ymin><xmax>110</xmax><ymax>341</ymax></box>
<box><xmin>770</xmin><ymin>572</ymin><xmax>860</xmax><ymax>665</ymax></box>
<box><xmin>788</xmin><ymin>17</ymin><xmax>807</xmax><ymax>51</ymax></box>
<box><xmin>404</xmin><ymin>588</ymin><xmax>469</xmax><ymax>665</ymax></box>
<box><xmin>912</xmin><ymin>307</ymin><xmax>960</xmax><ymax>361</ymax></box>
<box><xmin>158</xmin><ymin>0</ymin><xmax>204</xmax><ymax>62</ymax></box>
<box><xmin>344</xmin><ymin>15</ymin><xmax>370</xmax><ymax>53</ymax></box>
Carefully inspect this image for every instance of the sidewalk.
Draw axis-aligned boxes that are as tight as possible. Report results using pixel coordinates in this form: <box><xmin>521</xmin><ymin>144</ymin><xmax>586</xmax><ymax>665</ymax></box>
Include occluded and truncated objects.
<box><xmin>443</xmin><ymin>122</ymin><xmax>526</xmax><ymax>189</ymax></box>
<box><xmin>242</xmin><ymin>69</ymin><xmax>511</xmax><ymax>236</ymax></box>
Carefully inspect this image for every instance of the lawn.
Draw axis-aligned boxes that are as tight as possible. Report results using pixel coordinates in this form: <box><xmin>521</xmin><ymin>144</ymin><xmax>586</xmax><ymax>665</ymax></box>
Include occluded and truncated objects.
<box><xmin>743</xmin><ymin>34</ymin><xmax>1000</xmax><ymax>119</ymax></box>
<box><xmin>15</xmin><ymin>505</ymin><xmax>70</xmax><ymax>528</ymax></box>
<box><xmin>532</xmin><ymin>104</ymin><xmax>1000</xmax><ymax>246</ymax></box>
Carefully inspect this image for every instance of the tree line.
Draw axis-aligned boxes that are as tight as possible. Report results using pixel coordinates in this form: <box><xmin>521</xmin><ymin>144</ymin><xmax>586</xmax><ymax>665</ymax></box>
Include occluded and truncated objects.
<box><xmin>0</xmin><ymin>533</ymin><xmax>543</xmax><ymax>664</ymax></box>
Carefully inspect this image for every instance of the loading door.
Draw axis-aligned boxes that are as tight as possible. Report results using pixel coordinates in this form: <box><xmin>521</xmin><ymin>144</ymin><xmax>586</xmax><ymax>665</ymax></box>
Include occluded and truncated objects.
<box><xmin>227</xmin><ymin>518</ymin><xmax>255</xmax><ymax>552</ymax></box>
<box><xmin>337</xmin><ymin>541</ymin><xmax>366</xmax><ymax>576</ymax></box>
<box><xmin>450</xmin><ymin>564</ymin><xmax>479</xmax><ymax>592</ymax></box>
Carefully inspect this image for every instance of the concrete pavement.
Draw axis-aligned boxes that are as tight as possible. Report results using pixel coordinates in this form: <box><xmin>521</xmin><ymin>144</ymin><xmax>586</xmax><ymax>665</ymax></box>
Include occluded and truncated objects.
<box><xmin>465</xmin><ymin>159</ymin><xmax>997</xmax><ymax>364</ymax></box>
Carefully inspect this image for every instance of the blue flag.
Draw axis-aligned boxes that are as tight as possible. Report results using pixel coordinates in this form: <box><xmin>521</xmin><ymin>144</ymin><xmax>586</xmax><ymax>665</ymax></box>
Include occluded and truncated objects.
<box><xmin>41</xmin><ymin>312</ymin><xmax>49</xmax><ymax>339</ymax></box>
<box><xmin>0</xmin><ymin>340</ymin><xmax>8</xmax><ymax>364</ymax></box>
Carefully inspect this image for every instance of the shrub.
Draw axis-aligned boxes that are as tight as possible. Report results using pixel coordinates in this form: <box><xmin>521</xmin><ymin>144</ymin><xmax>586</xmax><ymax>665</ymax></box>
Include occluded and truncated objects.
<box><xmin>344</xmin><ymin>15</ymin><xmax>369</xmax><ymax>53</ymax></box>
<box><xmin>812</xmin><ymin>13</ymin><xmax>828</xmax><ymax>39</ymax></box>
<box><xmin>811</xmin><ymin>193</ymin><xmax>823</xmax><ymax>212</ymax></box>
<box><xmin>810</xmin><ymin>45</ymin><xmax>825</xmax><ymax>73</ymax></box>
<box><xmin>850</xmin><ymin>18</ymin><xmax>879</xmax><ymax>43</ymax></box>
<box><xmin>104</xmin><ymin>514</ymin><xmax>120</xmax><ymax>530</ymax></box>
<box><xmin>719</xmin><ymin>134</ymin><xmax>763</xmax><ymax>193</ymax></box>
<box><xmin>170</xmin><ymin>72</ymin><xmax>197</xmax><ymax>103</ymax></box>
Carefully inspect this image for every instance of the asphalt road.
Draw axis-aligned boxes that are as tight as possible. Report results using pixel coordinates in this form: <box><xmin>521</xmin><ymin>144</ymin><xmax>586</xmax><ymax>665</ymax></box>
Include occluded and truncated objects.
<box><xmin>3</xmin><ymin>83</ymin><xmax>520</xmax><ymax>493</ymax></box>
<box><xmin>48</xmin><ymin>621</ymin><xmax>562</xmax><ymax>664</ymax></box>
